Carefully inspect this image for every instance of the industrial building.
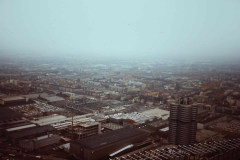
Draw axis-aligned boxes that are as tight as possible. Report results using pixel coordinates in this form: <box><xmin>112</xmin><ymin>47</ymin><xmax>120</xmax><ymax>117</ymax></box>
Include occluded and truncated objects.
<box><xmin>31</xmin><ymin>114</ymin><xmax>68</xmax><ymax>126</ymax></box>
<box><xmin>19</xmin><ymin>134</ymin><xmax>60</xmax><ymax>151</ymax></box>
<box><xmin>8</xmin><ymin>125</ymin><xmax>55</xmax><ymax>144</ymax></box>
<box><xmin>31</xmin><ymin>113</ymin><xmax>97</xmax><ymax>130</ymax></box>
<box><xmin>0</xmin><ymin>96</ymin><xmax>27</xmax><ymax>105</ymax></box>
<box><xmin>114</xmin><ymin>138</ymin><xmax>240</xmax><ymax>160</ymax></box>
<box><xmin>107</xmin><ymin>108</ymin><xmax>169</xmax><ymax>124</ymax></box>
<box><xmin>6</xmin><ymin>124</ymin><xmax>37</xmax><ymax>133</ymax></box>
<box><xmin>75</xmin><ymin>121</ymin><xmax>101</xmax><ymax>139</ymax></box>
<box><xmin>0</xmin><ymin>107</ymin><xmax>28</xmax><ymax>136</ymax></box>
<box><xmin>0</xmin><ymin>108</ymin><xmax>24</xmax><ymax>125</ymax></box>
<box><xmin>169</xmin><ymin>104</ymin><xmax>197</xmax><ymax>145</ymax></box>
<box><xmin>70</xmin><ymin>128</ymin><xmax>148</xmax><ymax>160</ymax></box>
<box><xmin>40</xmin><ymin>95</ymin><xmax>65</xmax><ymax>103</ymax></box>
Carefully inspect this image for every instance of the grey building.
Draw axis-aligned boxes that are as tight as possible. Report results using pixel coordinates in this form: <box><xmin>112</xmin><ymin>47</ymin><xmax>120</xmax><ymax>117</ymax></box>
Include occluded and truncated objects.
<box><xmin>169</xmin><ymin>104</ymin><xmax>197</xmax><ymax>145</ymax></box>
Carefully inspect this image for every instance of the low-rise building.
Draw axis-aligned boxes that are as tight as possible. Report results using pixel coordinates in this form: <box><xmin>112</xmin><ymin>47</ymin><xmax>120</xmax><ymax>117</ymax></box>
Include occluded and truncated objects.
<box><xmin>75</xmin><ymin>122</ymin><xmax>101</xmax><ymax>139</ymax></box>
<box><xmin>19</xmin><ymin>134</ymin><xmax>60</xmax><ymax>151</ymax></box>
<box><xmin>70</xmin><ymin>128</ymin><xmax>148</xmax><ymax>160</ymax></box>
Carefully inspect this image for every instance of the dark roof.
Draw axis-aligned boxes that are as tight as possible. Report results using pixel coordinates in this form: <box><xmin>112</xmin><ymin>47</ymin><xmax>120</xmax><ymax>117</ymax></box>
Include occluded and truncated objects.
<box><xmin>0</xmin><ymin>108</ymin><xmax>22</xmax><ymax>121</ymax></box>
<box><xmin>75</xmin><ymin>128</ymin><xmax>147</xmax><ymax>149</ymax></box>
<box><xmin>9</xmin><ymin>125</ymin><xmax>55</xmax><ymax>139</ymax></box>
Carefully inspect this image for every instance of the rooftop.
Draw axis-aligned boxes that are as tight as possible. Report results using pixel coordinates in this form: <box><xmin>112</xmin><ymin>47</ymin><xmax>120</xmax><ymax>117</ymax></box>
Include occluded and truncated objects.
<box><xmin>79</xmin><ymin>121</ymin><xmax>99</xmax><ymax>128</ymax></box>
<box><xmin>1</xmin><ymin>96</ymin><xmax>25</xmax><ymax>102</ymax></box>
<box><xmin>0</xmin><ymin>108</ymin><xmax>22</xmax><ymax>122</ymax></box>
<box><xmin>75</xmin><ymin>128</ymin><xmax>147</xmax><ymax>150</ymax></box>
<box><xmin>43</xmin><ymin>96</ymin><xmax>65</xmax><ymax>102</ymax></box>
<box><xmin>141</xmin><ymin>108</ymin><xmax>169</xmax><ymax>119</ymax></box>
<box><xmin>6</xmin><ymin>124</ymin><xmax>36</xmax><ymax>132</ymax></box>
<box><xmin>9</xmin><ymin>125</ymin><xmax>55</xmax><ymax>139</ymax></box>
<box><xmin>31</xmin><ymin>114</ymin><xmax>67</xmax><ymax>126</ymax></box>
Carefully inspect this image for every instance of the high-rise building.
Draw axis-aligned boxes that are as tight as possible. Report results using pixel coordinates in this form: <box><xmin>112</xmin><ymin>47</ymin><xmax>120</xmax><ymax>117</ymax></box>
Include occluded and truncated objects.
<box><xmin>169</xmin><ymin>101</ymin><xmax>197</xmax><ymax>145</ymax></box>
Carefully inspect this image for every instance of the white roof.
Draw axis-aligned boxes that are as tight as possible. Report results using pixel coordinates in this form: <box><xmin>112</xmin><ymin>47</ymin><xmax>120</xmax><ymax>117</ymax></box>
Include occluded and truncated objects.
<box><xmin>109</xmin><ymin>144</ymin><xmax>133</xmax><ymax>157</ymax></box>
<box><xmin>44</xmin><ymin>96</ymin><xmax>64</xmax><ymax>102</ymax></box>
<box><xmin>141</xmin><ymin>108</ymin><xmax>169</xmax><ymax>119</ymax></box>
<box><xmin>160</xmin><ymin>127</ymin><xmax>169</xmax><ymax>132</ymax></box>
<box><xmin>79</xmin><ymin>121</ymin><xmax>99</xmax><ymax>128</ymax></box>
<box><xmin>31</xmin><ymin>114</ymin><xmax>67</xmax><ymax>126</ymax></box>
<box><xmin>6</xmin><ymin>124</ymin><xmax>36</xmax><ymax>132</ymax></box>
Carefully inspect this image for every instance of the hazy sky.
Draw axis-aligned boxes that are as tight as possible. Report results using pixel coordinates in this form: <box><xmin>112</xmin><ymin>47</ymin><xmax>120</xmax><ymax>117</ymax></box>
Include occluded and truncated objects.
<box><xmin>0</xmin><ymin>0</ymin><xmax>240</xmax><ymax>61</ymax></box>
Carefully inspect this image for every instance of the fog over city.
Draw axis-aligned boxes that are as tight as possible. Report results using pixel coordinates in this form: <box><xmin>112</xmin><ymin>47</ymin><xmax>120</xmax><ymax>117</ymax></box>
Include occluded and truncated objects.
<box><xmin>1</xmin><ymin>0</ymin><xmax>240</xmax><ymax>63</ymax></box>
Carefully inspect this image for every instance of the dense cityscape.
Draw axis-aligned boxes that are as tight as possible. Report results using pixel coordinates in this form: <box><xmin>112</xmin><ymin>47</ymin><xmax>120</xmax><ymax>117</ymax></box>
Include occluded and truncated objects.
<box><xmin>0</xmin><ymin>57</ymin><xmax>240</xmax><ymax>160</ymax></box>
<box><xmin>1</xmin><ymin>0</ymin><xmax>240</xmax><ymax>159</ymax></box>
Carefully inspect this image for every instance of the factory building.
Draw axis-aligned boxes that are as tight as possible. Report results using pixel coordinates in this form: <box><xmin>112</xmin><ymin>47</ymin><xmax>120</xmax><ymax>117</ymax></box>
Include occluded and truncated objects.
<box><xmin>0</xmin><ymin>107</ymin><xmax>28</xmax><ymax>136</ymax></box>
<box><xmin>30</xmin><ymin>114</ymin><xmax>97</xmax><ymax>131</ymax></box>
<box><xmin>31</xmin><ymin>114</ymin><xmax>68</xmax><ymax>126</ymax></box>
<box><xmin>70</xmin><ymin>128</ymin><xmax>148</xmax><ymax>160</ymax></box>
<box><xmin>114</xmin><ymin>138</ymin><xmax>240</xmax><ymax>160</ymax></box>
<box><xmin>0</xmin><ymin>96</ymin><xmax>27</xmax><ymax>106</ymax></box>
<box><xmin>75</xmin><ymin>122</ymin><xmax>101</xmax><ymax>139</ymax></box>
<box><xmin>0</xmin><ymin>108</ymin><xmax>25</xmax><ymax>126</ymax></box>
<box><xmin>6</xmin><ymin>124</ymin><xmax>37</xmax><ymax>133</ymax></box>
<box><xmin>8</xmin><ymin>125</ymin><xmax>55</xmax><ymax>144</ymax></box>
<box><xmin>40</xmin><ymin>95</ymin><xmax>65</xmax><ymax>104</ymax></box>
<box><xmin>19</xmin><ymin>134</ymin><xmax>60</xmax><ymax>151</ymax></box>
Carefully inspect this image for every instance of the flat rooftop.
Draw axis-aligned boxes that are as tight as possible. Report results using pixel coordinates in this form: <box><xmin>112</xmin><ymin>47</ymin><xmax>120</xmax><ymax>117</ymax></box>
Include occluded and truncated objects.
<box><xmin>0</xmin><ymin>108</ymin><xmax>22</xmax><ymax>122</ymax></box>
<box><xmin>9</xmin><ymin>125</ymin><xmax>55</xmax><ymax>139</ymax></box>
<box><xmin>31</xmin><ymin>114</ymin><xmax>67</xmax><ymax>126</ymax></box>
<box><xmin>23</xmin><ymin>93</ymin><xmax>41</xmax><ymax>99</ymax></box>
<box><xmin>74</xmin><ymin>128</ymin><xmax>147</xmax><ymax>150</ymax></box>
<box><xmin>44</xmin><ymin>96</ymin><xmax>65</xmax><ymax>102</ymax></box>
<box><xmin>1</xmin><ymin>96</ymin><xmax>25</xmax><ymax>102</ymax></box>
<box><xmin>79</xmin><ymin>122</ymin><xmax>99</xmax><ymax>128</ymax></box>
<box><xmin>141</xmin><ymin>108</ymin><xmax>169</xmax><ymax>119</ymax></box>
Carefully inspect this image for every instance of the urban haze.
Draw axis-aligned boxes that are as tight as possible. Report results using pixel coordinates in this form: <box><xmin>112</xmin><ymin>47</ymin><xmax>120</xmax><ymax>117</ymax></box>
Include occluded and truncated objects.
<box><xmin>0</xmin><ymin>0</ymin><xmax>240</xmax><ymax>160</ymax></box>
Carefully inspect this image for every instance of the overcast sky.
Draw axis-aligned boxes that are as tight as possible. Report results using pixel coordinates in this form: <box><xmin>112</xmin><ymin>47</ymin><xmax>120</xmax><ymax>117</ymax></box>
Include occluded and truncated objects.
<box><xmin>0</xmin><ymin>0</ymin><xmax>240</xmax><ymax>61</ymax></box>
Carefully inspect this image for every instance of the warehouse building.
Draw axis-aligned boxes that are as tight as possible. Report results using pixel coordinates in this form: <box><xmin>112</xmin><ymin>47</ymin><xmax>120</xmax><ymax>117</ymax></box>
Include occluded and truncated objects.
<box><xmin>31</xmin><ymin>114</ymin><xmax>67</xmax><ymax>126</ymax></box>
<box><xmin>70</xmin><ymin>128</ymin><xmax>148</xmax><ymax>160</ymax></box>
<box><xmin>0</xmin><ymin>96</ymin><xmax>27</xmax><ymax>106</ymax></box>
<box><xmin>0</xmin><ymin>107</ymin><xmax>28</xmax><ymax>136</ymax></box>
<box><xmin>8</xmin><ymin>125</ymin><xmax>55</xmax><ymax>144</ymax></box>
<box><xmin>6</xmin><ymin>124</ymin><xmax>37</xmax><ymax>133</ymax></box>
<box><xmin>19</xmin><ymin>134</ymin><xmax>60</xmax><ymax>151</ymax></box>
<box><xmin>0</xmin><ymin>108</ymin><xmax>23</xmax><ymax>124</ymax></box>
<box><xmin>40</xmin><ymin>95</ymin><xmax>65</xmax><ymax>104</ymax></box>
